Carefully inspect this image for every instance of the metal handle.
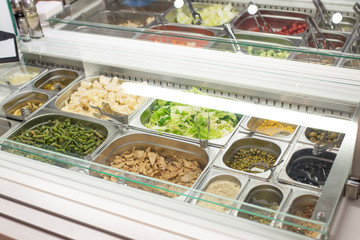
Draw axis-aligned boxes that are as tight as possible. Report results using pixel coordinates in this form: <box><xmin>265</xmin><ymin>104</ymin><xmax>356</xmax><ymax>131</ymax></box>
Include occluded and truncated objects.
<box><xmin>354</xmin><ymin>3</ymin><xmax>360</xmax><ymax>16</ymax></box>
<box><xmin>306</xmin><ymin>17</ymin><xmax>335</xmax><ymax>50</ymax></box>
<box><xmin>185</xmin><ymin>0</ymin><xmax>203</xmax><ymax>25</ymax></box>
<box><xmin>223</xmin><ymin>23</ymin><xmax>241</xmax><ymax>52</ymax></box>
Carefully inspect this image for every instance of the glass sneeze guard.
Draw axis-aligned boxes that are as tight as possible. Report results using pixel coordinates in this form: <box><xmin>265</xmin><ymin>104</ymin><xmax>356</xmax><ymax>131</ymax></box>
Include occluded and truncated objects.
<box><xmin>46</xmin><ymin>0</ymin><xmax>360</xmax><ymax>68</ymax></box>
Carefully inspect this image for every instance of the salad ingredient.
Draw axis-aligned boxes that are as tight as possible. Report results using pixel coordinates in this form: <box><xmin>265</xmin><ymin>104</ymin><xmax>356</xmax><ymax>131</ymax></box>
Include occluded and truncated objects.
<box><xmin>247</xmin><ymin>46</ymin><xmax>290</xmax><ymax>59</ymax></box>
<box><xmin>306</xmin><ymin>128</ymin><xmax>343</xmax><ymax>148</ymax></box>
<box><xmin>225</xmin><ymin>148</ymin><xmax>277</xmax><ymax>173</ymax></box>
<box><xmin>7</xmin><ymin>71</ymin><xmax>38</xmax><ymax>85</ymax></box>
<box><xmin>176</xmin><ymin>3</ymin><xmax>238</xmax><ymax>26</ymax></box>
<box><xmin>145</xmin><ymin>100</ymin><xmax>241</xmax><ymax>140</ymax></box>
<box><xmin>9</xmin><ymin>118</ymin><xmax>105</xmax><ymax>158</ymax></box>
<box><xmin>12</xmin><ymin>102</ymin><xmax>43</xmax><ymax>116</ymax></box>
<box><xmin>120</xmin><ymin>16</ymin><xmax>154</xmax><ymax>27</ymax></box>
<box><xmin>197</xmin><ymin>179</ymin><xmax>241</xmax><ymax>212</ymax></box>
<box><xmin>102</xmin><ymin>147</ymin><xmax>202</xmax><ymax>198</ymax></box>
<box><xmin>256</xmin><ymin>120</ymin><xmax>295</xmax><ymax>136</ymax></box>
<box><xmin>42</xmin><ymin>80</ymin><xmax>67</xmax><ymax>91</ymax></box>
<box><xmin>252</xmin><ymin>23</ymin><xmax>307</xmax><ymax>35</ymax></box>
<box><xmin>61</xmin><ymin>76</ymin><xmax>147</xmax><ymax>119</ymax></box>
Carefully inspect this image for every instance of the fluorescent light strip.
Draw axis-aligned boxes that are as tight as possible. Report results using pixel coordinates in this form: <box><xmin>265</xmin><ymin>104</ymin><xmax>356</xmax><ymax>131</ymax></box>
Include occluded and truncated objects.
<box><xmin>121</xmin><ymin>82</ymin><xmax>354</xmax><ymax>133</ymax></box>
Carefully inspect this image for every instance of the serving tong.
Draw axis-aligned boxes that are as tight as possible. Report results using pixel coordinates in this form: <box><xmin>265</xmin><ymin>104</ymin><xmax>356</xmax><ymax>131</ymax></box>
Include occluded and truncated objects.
<box><xmin>312</xmin><ymin>131</ymin><xmax>341</xmax><ymax>156</ymax></box>
<box><xmin>247</xmin><ymin>159</ymin><xmax>284</xmax><ymax>173</ymax></box>
<box><xmin>90</xmin><ymin>102</ymin><xmax>129</xmax><ymax>128</ymax></box>
<box><xmin>247</xmin><ymin>2</ymin><xmax>274</xmax><ymax>33</ymax></box>
<box><xmin>195</xmin><ymin>113</ymin><xmax>209</xmax><ymax>149</ymax></box>
<box><xmin>20</xmin><ymin>103</ymin><xmax>34</xmax><ymax>118</ymax></box>
<box><xmin>223</xmin><ymin>23</ymin><xmax>241</xmax><ymax>52</ymax></box>
<box><xmin>312</xmin><ymin>0</ymin><xmax>342</xmax><ymax>31</ymax></box>
<box><xmin>185</xmin><ymin>0</ymin><xmax>203</xmax><ymax>25</ymax></box>
<box><xmin>306</xmin><ymin>16</ymin><xmax>335</xmax><ymax>51</ymax></box>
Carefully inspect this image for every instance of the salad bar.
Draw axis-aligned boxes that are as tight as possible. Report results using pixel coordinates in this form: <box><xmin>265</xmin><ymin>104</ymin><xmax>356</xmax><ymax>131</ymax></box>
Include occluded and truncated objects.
<box><xmin>2</xmin><ymin>0</ymin><xmax>360</xmax><ymax>239</ymax></box>
<box><xmin>49</xmin><ymin>0</ymin><xmax>360</xmax><ymax>68</ymax></box>
<box><xmin>0</xmin><ymin>61</ymin><xmax>354</xmax><ymax>239</ymax></box>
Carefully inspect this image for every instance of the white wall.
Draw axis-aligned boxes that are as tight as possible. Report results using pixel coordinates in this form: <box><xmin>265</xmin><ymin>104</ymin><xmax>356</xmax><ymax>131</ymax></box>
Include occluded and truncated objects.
<box><xmin>0</xmin><ymin>0</ymin><xmax>16</xmax><ymax>34</ymax></box>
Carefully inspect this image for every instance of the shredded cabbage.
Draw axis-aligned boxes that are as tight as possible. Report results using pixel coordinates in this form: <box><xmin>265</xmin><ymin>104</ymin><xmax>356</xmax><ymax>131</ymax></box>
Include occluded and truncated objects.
<box><xmin>145</xmin><ymin>99</ymin><xmax>242</xmax><ymax>140</ymax></box>
<box><xmin>176</xmin><ymin>3</ymin><xmax>238</xmax><ymax>26</ymax></box>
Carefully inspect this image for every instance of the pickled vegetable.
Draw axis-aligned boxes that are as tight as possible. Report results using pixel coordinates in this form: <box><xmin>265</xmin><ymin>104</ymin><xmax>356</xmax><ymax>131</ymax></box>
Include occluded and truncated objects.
<box><xmin>306</xmin><ymin>128</ymin><xmax>343</xmax><ymax>148</ymax></box>
<box><xmin>225</xmin><ymin>148</ymin><xmax>277</xmax><ymax>173</ymax></box>
<box><xmin>256</xmin><ymin>120</ymin><xmax>295</xmax><ymax>136</ymax></box>
<box><xmin>42</xmin><ymin>80</ymin><xmax>66</xmax><ymax>91</ymax></box>
<box><xmin>12</xmin><ymin>102</ymin><xmax>43</xmax><ymax>116</ymax></box>
<box><xmin>9</xmin><ymin>119</ymin><xmax>105</xmax><ymax>158</ymax></box>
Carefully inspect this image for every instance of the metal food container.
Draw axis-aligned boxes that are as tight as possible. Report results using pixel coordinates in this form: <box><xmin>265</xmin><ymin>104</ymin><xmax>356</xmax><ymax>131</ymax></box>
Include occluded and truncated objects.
<box><xmin>237</xmin><ymin>184</ymin><xmax>284</xmax><ymax>226</ymax></box>
<box><xmin>291</xmin><ymin>53</ymin><xmax>336</xmax><ymax>66</ymax></box>
<box><xmin>90</xmin><ymin>132</ymin><xmax>211</xmax><ymax>198</ymax></box>
<box><xmin>0</xmin><ymin>118</ymin><xmax>17</xmax><ymax>137</ymax></box>
<box><xmin>317</xmin><ymin>16</ymin><xmax>356</xmax><ymax>32</ymax></box>
<box><xmin>1</xmin><ymin>91</ymin><xmax>51</xmax><ymax>121</ymax></box>
<box><xmin>214</xmin><ymin>136</ymin><xmax>288</xmax><ymax>180</ymax></box>
<box><xmin>137</xmin><ymin>24</ymin><xmax>217</xmax><ymax>48</ymax></box>
<box><xmin>110</xmin><ymin>0</ymin><xmax>174</xmax><ymax>13</ymax></box>
<box><xmin>280</xmin><ymin>194</ymin><xmax>321</xmax><ymax>238</ymax></box>
<box><xmin>210</xmin><ymin>32</ymin><xmax>298</xmax><ymax>57</ymax></box>
<box><xmin>192</xmin><ymin>170</ymin><xmax>248</xmax><ymax>213</ymax></box>
<box><xmin>242</xmin><ymin>116</ymin><xmax>298</xmax><ymax>141</ymax></box>
<box><xmin>88</xmin><ymin>10</ymin><xmax>156</xmax><ymax>28</ymax></box>
<box><xmin>0</xmin><ymin>66</ymin><xmax>44</xmax><ymax>87</ymax></box>
<box><xmin>164</xmin><ymin>2</ymin><xmax>239</xmax><ymax>27</ymax></box>
<box><xmin>298</xmin><ymin>127</ymin><xmax>345</xmax><ymax>148</ymax></box>
<box><xmin>55</xmin><ymin>76</ymin><xmax>148</xmax><ymax>122</ymax></box>
<box><xmin>278</xmin><ymin>146</ymin><xmax>336</xmax><ymax>189</ymax></box>
<box><xmin>33</xmin><ymin>69</ymin><xmax>81</xmax><ymax>92</ymax></box>
<box><xmin>72</xmin><ymin>26</ymin><xmax>138</xmax><ymax>38</ymax></box>
<box><xmin>305</xmin><ymin>32</ymin><xmax>347</xmax><ymax>51</ymax></box>
<box><xmin>0</xmin><ymin>85</ymin><xmax>15</xmax><ymax>104</ymax></box>
<box><xmin>342</xmin><ymin>59</ymin><xmax>360</xmax><ymax>69</ymax></box>
<box><xmin>132</xmin><ymin>99</ymin><xmax>243</xmax><ymax>147</ymax></box>
<box><xmin>4</xmin><ymin>113</ymin><xmax>112</xmax><ymax>162</ymax></box>
<box><xmin>233</xmin><ymin>10</ymin><xmax>309</xmax><ymax>36</ymax></box>
<box><xmin>349</xmin><ymin>39</ymin><xmax>360</xmax><ymax>54</ymax></box>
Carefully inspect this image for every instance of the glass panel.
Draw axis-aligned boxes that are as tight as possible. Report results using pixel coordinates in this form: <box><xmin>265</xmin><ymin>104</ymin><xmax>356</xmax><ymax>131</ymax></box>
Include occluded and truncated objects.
<box><xmin>0</xmin><ymin>76</ymin><xmax>354</xmax><ymax>239</ymax></box>
<box><xmin>46</xmin><ymin>0</ymin><xmax>360</xmax><ymax>67</ymax></box>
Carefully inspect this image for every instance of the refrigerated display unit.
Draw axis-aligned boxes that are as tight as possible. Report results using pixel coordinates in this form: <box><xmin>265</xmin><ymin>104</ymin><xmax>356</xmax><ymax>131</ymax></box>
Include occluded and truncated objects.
<box><xmin>1</xmin><ymin>0</ymin><xmax>360</xmax><ymax>239</ymax></box>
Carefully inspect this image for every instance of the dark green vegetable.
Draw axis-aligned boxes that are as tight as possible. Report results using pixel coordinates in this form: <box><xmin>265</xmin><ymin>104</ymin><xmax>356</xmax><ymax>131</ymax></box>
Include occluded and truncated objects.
<box><xmin>6</xmin><ymin>118</ymin><xmax>106</xmax><ymax>167</ymax></box>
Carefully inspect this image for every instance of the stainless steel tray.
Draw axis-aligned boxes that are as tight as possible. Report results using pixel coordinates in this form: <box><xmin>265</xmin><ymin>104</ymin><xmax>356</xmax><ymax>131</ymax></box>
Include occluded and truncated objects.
<box><xmin>54</xmin><ymin>76</ymin><xmax>149</xmax><ymax>123</ymax></box>
<box><xmin>233</xmin><ymin>9</ymin><xmax>310</xmax><ymax>37</ymax></box>
<box><xmin>33</xmin><ymin>68</ymin><xmax>82</xmax><ymax>94</ymax></box>
<box><xmin>232</xmin><ymin>180</ymin><xmax>292</xmax><ymax>227</ymax></box>
<box><xmin>130</xmin><ymin>98</ymin><xmax>244</xmax><ymax>147</ymax></box>
<box><xmin>240</xmin><ymin>116</ymin><xmax>299</xmax><ymax>142</ymax></box>
<box><xmin>297</xmin><ymin>127</ymin><xmax>344</xmax><ymax>149</ymax></box>
<box><xmin>213</xmin><ymin>134</ymin><xmax>289</xmax><ymax>180</ymax></box>
<box><xmin>110</xmin><ymin>0</ymin><xmax>174</xmax><ymax>13</ymax></box>
<box><xmin>164</xmin><ymin>2</ymin><xmax>239</xmax><ymax>27</ymax></box>
<box><xmin>277</xmin><ymin>143</ymin><xmax>337</xmax><ymax>191</ymax></box>
<box><xmin>0</xmin><ymin>117</ymin><xmax>19</xmax><ymax>137</ymax></box>
<box><xmin>0</xmin><ymin>65</ymin><xmax>47</xmax><ymax>88</ymax></box>
<box><xmin>137</xmin><ymin>23</ymin><xmax>221</xmax><ymax>48</ymax></box>
<box><xmin>2</xmin><ymin>112</ymin><xmax>117</xmax><ymax>161</ymax></box>
<box><xmin>188</xmin><ymin>167</ymin><xmax>250</xmax><ymax>214</ymax></box>
<box><xmin>90</xmin><ymin>130</ymin><xmax>219</xmax><ymax>199</ymax></box>
<box><xmin>0</xmin><ymin>90</ymin><xmax>53</xmax><ymax>121</ymax></box>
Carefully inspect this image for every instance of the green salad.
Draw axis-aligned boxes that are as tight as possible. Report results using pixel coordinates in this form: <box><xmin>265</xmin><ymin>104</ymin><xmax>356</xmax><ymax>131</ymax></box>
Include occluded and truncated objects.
<box><xmin>145</xmin><ymin>100</ymin><xmax>242</xmax><ymax>140</ymax></box>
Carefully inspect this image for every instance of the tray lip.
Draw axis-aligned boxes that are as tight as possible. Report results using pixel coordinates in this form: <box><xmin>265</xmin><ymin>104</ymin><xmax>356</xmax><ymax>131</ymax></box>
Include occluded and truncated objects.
<box><xmin>212</xmin><ymin>134</ymin><xmax>289</xmax><ymax>180</ymax></box>
<box><xmin>129</xmin><ymin>98</ymin><xmax>246</xmax><ymax>148</ymax></box>
<box><xmin>32</xmin><ymin>67</ymin><xmax>84</xmax><ymax>93</ymax></box>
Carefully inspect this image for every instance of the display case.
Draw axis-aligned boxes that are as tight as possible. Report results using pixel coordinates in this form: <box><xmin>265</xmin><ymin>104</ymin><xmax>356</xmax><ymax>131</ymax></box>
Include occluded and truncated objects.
<box><xmin>1</xmin><ymin>0</ymin><xmax>360</xmax><ymax>239</ymax></box>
